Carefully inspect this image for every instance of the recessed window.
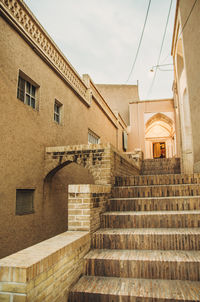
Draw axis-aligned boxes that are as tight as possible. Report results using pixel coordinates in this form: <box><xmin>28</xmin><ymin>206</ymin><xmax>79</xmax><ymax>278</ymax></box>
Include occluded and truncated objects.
<box><xmin>54</xmin><ymin>100</ymin><xmax>62</xmax><ymax>124</ymax></box>
<box><xmin>122</xmin><ymin>131</ymin><xmax>128</xmax><ymax>151</ymax></box>
<box><xmin>16</xmin><ymin>189</ymin><xmax>34</xmax><ymax>215</ymax></box>
<box><xmin>88</xmin><ymin>129</ymin><xmax>100</xmax><ymax>144</ymax></box>
<box><xmin>17</xmin><ymin>75</ymin><xmax>36</xmax><ymax>109</ymax></box>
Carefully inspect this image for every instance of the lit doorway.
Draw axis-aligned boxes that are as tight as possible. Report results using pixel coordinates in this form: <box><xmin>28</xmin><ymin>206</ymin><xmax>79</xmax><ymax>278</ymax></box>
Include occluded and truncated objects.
<box><xmin>153</xmin><ymin>142</ymin><xmax>166</xmax><ymax>158</ymax></box>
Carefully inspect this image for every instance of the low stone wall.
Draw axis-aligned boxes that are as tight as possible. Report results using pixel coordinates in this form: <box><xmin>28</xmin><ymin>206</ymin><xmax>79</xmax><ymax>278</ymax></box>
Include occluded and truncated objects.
<box><xmin>45</xmin><ymin>143</ymin><xmax>139</xmax><ymax>185</ymax></box>
<box><xmin>68</xmin><ymin>184</ymin><xmax>111</xmax><ymax>232</ymax></box>
<box><xmin>0</xmin><ymin>232</ymin><xmax>90</xmax><ymax>302</ymax></box>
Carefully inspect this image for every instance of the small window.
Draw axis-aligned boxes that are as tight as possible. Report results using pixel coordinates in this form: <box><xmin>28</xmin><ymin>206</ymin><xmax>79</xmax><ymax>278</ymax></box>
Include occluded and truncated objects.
<box><xmin>16</xmin><ymin>189</ymin><xmax>34</xmax><ymax>215</ymax></box>
<box><xmin>54</xmin><ymin>100</ymin><xmax>62</xmax><ymax>124</ymax></box>
<box><xmin>17</xmin><ymin>75</ymin><xmax>36</xmax><ymax>109</ymax></box>
<box><xmin>88</xmin><ymin>129</ymin><xmax>100</xmax><ymax>144</ymax></box>
<box><xmin>123</xmin><ymin>131</ymin><xmax>128</xmax><ymax>151</ymax></box>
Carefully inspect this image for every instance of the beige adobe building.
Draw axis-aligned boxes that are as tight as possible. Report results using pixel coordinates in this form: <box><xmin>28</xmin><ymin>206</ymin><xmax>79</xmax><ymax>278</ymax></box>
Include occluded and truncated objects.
<box><xmin>0</xmin><ymin>0</ymin><xmax>200</xmax><ymax>301</ymax></box>
<box><xmin>0</xmin><ymin>0</ymin><xmax>180</xmax><ymax>259</ymax></box>
<box><xmin>97</xmin><ymin>85</ymin><xmax>178</xmax><ymax>160</ymax></box>
<box><xmin>172</xmin><ymin>0</ymin><xmax>200</xmax><ymax>173</ymax></box>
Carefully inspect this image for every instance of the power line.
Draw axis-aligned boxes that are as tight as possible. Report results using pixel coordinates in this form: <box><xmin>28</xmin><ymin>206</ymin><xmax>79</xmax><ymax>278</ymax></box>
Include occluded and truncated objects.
<box><xmin>157</xmin><ymin>0</ymin><xmax>198</xmax><ymax>75</ymax></box>
<box><xmin>177</xmin><ymin>0</ymin><xmax>198</xmax><ymax>40</ymax></box>
<box><xmin>125</xmin><ymin>0</ymin><xmax>151</xmax><ymax>83</ymax></box>
<box><xmin>147</xmin><ymin>0</ymin><xmax>173</xmax><ymax>98</ymax></box>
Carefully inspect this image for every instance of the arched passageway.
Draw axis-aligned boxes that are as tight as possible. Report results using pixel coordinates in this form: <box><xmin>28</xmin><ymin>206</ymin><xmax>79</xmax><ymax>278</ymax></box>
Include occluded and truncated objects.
<box><xmin>145</xmin><ymin>113</ymin><xmax>176</xmax><ymax>159</ymax></box>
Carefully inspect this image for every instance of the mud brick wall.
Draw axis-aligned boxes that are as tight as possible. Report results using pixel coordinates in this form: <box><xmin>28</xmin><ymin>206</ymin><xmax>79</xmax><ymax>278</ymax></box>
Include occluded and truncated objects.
<box><xmin>45</xmin><ymin>143</ymin><xmax>139</xmax><ymax>185</ymax></box>
<box><xmin>68</xmin><ymin>184</ymin><xmax>111</xmax><ymax>232</ymax></box>
<box><xmin>0</xmin><ymin>232</ymin><xmax>90</xmax><ymax>302</ymax></box>
<box><xmin>111</xmin><ymin>150</ymin><xmax>139</xmax><ymax>183</ymax></box>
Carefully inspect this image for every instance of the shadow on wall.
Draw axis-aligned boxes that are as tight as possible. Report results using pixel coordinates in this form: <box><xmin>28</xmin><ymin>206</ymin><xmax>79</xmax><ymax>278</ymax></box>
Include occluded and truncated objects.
<box><xmin>43</xmin><ymin>162</ymin><xmax>95</xmax><ymax>237</ymax></box>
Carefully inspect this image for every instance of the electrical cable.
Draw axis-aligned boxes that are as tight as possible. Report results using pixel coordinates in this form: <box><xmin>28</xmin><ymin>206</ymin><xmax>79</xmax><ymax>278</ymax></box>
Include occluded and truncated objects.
<box><xmin>125</xmin><ymin>0</ymin><xmax>151</xmax><ymax>83</ymax></box>
<box><xmin>147</xmin><ymin>0</ymin><xmax>198</xmax><ymax>98</ymax></box>
<box><xmin>147</xmin><ymin>0</ymin><xmax>173</xmax><ymax>98</ymax></box>
<box><xmin>177</xmin><ymin>0</ymin><xmax>198</xmax><ymax>40</ymax></box>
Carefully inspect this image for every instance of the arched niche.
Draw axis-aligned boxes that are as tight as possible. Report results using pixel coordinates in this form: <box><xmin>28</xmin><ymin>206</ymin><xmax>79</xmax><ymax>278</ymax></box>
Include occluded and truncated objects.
<box><xmin>145</xmin><ymin>113</ymin><xmax>176</xmax><ymax>159</ymax></box>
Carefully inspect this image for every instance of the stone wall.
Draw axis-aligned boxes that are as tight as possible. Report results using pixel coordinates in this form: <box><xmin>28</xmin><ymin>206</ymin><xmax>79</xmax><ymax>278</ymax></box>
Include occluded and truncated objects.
<box><xmin>0</xmin><ymin>232</ymin><xmax>90</xmax><ymax>302</ymax></box>
<box><xmin>68</xmin><ymin>184</ymin><xmax>111</xmax><ymax>232</ymax></box>
<box><xmin>45</xmin><ymin>143</ymin><xmax>139</xmax><ymax>185</ymax></box>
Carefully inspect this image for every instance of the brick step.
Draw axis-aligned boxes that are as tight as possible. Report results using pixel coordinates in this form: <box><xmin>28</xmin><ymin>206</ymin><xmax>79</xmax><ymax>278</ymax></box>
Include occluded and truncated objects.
<box><xmin>84</xmin><ymin>249</ymin><xmax>200</xmax><ymax>280</ymax></box>
<box><xmin>69</xmin><ymin>276</ymin><xmax>200</xmax><ymax>302</ymax></box>
<box><xmin>101</xmin><ymin>211</ymin><xmax>200</xmax><ymax>228</ymax></box>
<box><xmin>108</xmin><ymin>196</ymin><xmax>200</xmax><ymax>211</ymax></box>
<box><xmin>92</xmin><ymin>228</ymin><xmax>200</xmax><ymax>250</ymax></box>
<box><xmin>142</xmin><ymin>169</ymin><xmax>180</xmax><ymax>175</ymax></box>
<box><xmin>112</xmin><ymin>184</ymin><xmax>200</xmax><ymax>198</ymax></box>
<box><xmin>115</xmin><ymin>174</ymin><xmax>200</xmax><ymax>187</ymax></box>
<box><xmin>141</xmin><ymin>158</ymin><xmax>180</xmax><ymax>173</ymax></box>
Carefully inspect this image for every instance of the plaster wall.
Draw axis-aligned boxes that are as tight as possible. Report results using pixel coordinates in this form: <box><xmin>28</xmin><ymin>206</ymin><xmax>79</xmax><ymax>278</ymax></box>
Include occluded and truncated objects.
<box><xmin>173</xmin><ymin>0</ymin><xmax>200</xmax><ymax>172</ymax></box>
<box><xmin>0</xmin><ymin>17</ymin><xmax>123</xmax><ymax>258</ymax></box>
<box><xmin>96</xmin><ymin>84</ymin><xmax>139</xmax><ymax>125</ymax></box>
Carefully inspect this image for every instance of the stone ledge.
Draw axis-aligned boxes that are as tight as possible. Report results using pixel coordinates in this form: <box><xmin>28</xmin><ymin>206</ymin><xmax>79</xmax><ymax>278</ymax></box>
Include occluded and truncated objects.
<box><xmin>68</xmin><ymin>184</ymin><xmax>111</xmax><ymax>194</ymax></box>
<box><xmin>0</xmin><ymin>231</ymin><xmax>89</xmax><ymax>281</ymax></box>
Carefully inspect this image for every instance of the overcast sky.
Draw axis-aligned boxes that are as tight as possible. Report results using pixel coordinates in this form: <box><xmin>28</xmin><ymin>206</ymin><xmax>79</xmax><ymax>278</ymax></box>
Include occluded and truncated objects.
<box><xmin>24</xmin><ymin>0</ymin><xmax>176</xmax><ymax>100</ymax></box>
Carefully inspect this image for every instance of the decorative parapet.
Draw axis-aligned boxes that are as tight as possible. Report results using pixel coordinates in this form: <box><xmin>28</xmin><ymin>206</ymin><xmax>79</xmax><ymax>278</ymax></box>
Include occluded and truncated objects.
<box><xmin>45</xmin><ymin>143</ymin><xmax>139</xmax><ymax>185</ymax></box>
<box><xmin>0</xmin><ymin>231</ymin><xmax>90</xmax><ymax>302</ymax></box>
<box><xmin>0</xmin><ymin>0</ymin><xmax>90</xmax><ymax>105</ymax></box>
<box><xmin>0</xmin><ymin>0</ymin><xmax>130</xmax><ymax>130</ymax></box>
<box><xmin>68</xmin><ymin>184</ymin><xmax>111</xmax><ymax>232</ymax></box>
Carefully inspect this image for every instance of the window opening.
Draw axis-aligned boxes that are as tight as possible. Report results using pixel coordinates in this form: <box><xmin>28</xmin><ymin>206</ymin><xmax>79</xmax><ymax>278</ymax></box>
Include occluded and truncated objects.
<box><xmin>17</xmin><ymin>75</ymin><xmax>36</xmax><ymax>109</ymax></box>
<box><xmin>16</xmin><ymin>189</ymin><xmax>35</xmax><ymax>215</ymax></box>
<box><xmin>88</xmin><ymin>129</ymin><xmax>100</xmax><ymax>144</ymax></box>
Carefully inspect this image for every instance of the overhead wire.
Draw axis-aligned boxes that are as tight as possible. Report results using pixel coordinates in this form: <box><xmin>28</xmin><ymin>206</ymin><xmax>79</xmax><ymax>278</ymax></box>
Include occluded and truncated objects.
<box><xmin>177</xmin><ymin>0</ymin><xmax>198</xmax><ymax>40</ymax></box>
<box><xmin>147</xmin><ymin>0</ymin><xmax>198</xmax><ymax>98</ymax></box>
<box><xmin>147</xmin><ymin>0</ymin><xmax>173</xmax><ymax>98</ymax></box>
<box><xmin>125</xmin><ymin>0</ymin><xmax>151</xmax><ymax>83</ymax></box>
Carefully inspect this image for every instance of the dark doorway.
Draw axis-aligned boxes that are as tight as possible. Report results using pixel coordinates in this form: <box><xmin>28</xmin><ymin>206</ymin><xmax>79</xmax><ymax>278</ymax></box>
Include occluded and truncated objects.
<box><xmin>153</xmin><ymin>142</ymin><xmax>166</xmax><ymax>158</ymax></box>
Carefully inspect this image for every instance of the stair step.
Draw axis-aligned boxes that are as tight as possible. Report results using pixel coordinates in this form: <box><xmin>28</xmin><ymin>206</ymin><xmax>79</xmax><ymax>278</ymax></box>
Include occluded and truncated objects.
<box><xmin>84</xmin><ymin>249</ymin><xmax>200</xmax><ymax>280</ymax></box>
<box><xmin>102</xmin><ymin>211</ymin><xmax>200</xmax><ymax>228</ymax></box>
<box><xmin>69</xmin><ymin>276</ymin><xmax>200</xmax><ymax>302</ymax></box>
<box><xmin>92</xmin><ymin>228</ymin><xmax>200</xmax><ymax>250</ymax></box>
<box><xmin>141</xmin><ymin>158</ymin><xmax>180</xmax><ymax>175</ymax></box>
<box><xmin>108</xmin><ymin>196</ymin><xmax>200</xmax><ymax>211</ymax></box>
<box><xmin>142</xmin><ymin>169</ymin><xmax>180</xmax><ymax>175</ymax></box>
<box><xmin>112</xmin><ymin>184</ymin><xmax>200</xmax><ymax>198</ymax></box>
<box><xmin>115</xmin><ymin>174</ymin><xmax>200</xmax><ymax>186</ymax></box>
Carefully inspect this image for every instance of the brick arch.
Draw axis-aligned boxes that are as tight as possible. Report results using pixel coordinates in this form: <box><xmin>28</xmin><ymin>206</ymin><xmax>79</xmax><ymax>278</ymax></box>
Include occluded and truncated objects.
<box><xmin>44</xmin><ymin>144</ymin><xmax>139</xmax><ymax>185</ymax></box>
<box><xmin>44</xmin><ymin>147</ymin><xmax>106</xmax><ymax>184</ymax></box>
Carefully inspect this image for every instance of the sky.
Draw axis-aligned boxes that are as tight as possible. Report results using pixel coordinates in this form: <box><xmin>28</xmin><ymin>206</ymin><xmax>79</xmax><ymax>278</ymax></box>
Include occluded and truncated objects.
<box><xmin>23</xmin><ymin>0</ymin><xmax>176</xmax><ymax>100</ymax></box>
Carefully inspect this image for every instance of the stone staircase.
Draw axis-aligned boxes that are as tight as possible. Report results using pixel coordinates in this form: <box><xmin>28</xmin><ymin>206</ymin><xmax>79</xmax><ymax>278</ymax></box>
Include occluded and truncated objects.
<box><xmin>141</xmin><ymin>158</ymin><xmax>180</xmax><ymax>175</ymax></box>
<box><xmin>69</xmin><ymin>173</ymin><xmax>200</xmax><ymax>301</ymax></box>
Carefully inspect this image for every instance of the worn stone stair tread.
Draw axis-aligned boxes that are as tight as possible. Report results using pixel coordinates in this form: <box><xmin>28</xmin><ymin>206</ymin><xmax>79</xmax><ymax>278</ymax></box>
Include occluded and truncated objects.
<box><xmin>95</xmin><ymin>227</ymin><xmax>200</xmax><ymax>235</ymax></box>
<box><xmin>114</xmin><ymin>184</ymin><xmax>200</xmax><ymax>188</ymax></box>
<box><xmin>110</xmin><ymin>196</ymin><xmax>200</xmax><ymax>200</ymax></box>
<box><xmin>115</xmin><ymin>173</ymin><xmax>200</xmax><ymax>186</ymax></box>
<box><xmin>70</xmin><ymin>275</ymin><xmax>200</xmax><ymax>301</ymax></box>
<box><xmin>103</xmin><ymin>210</ymin><xmax>200</xmax><ymax>216</ymax></box>
<box><xmin>92</xmin><ymin>228</ymin><xmax>200</xmax><ymax>250</ymax></box>
<box><xmin>85</xmin><ymin>249</ymin><xmax>200</xmax><ymax>262</ymax></box>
